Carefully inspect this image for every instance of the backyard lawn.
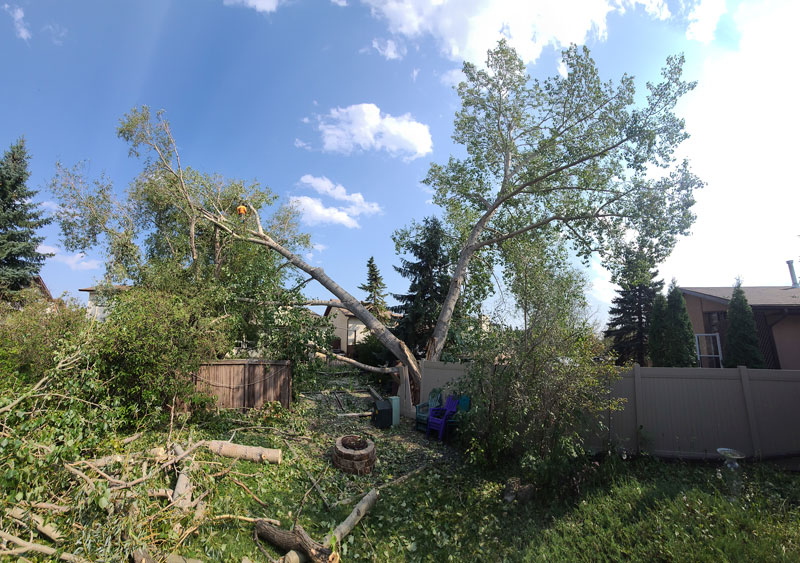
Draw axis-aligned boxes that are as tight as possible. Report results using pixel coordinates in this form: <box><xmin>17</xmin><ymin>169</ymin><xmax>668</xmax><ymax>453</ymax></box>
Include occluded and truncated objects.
<box><xmin>4</xmin><ymin>369</ymin><xmax>800</xmax><ymax>562</ymax></box>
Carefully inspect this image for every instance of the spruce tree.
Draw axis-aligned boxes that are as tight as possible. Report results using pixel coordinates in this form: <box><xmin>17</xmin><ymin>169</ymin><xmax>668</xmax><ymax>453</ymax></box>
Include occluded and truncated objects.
<box><xmin>392</xmin><ymin>216</ymin><xmax>451</xmax><ymax>356</ymax></box>
<box><xmin>605</xmin><ymin>249</ymin><xmax>664</xmax><ymax>365</ymax></box>
<box><xmin>0</xmin><ymin>139</ymin><xmax>51</xmax><ymax>297</ymax></box>
<box><xmin>724</xmin><ymin>280</ymin><xmax>765</xmax><ymax>368</ymax></box>
<box><xmin>662</xmin><ymin>281</ymin><xmax>697</xmax><ymax>367</ymax></box>
<box><xmin>648</xmin><ymin>293</ymin><xmax>668</xmax><ymax>366</ymax></box>
<box><xmin>358</xmin><ymin>256</ymin><xmax>388</xmax><ymax>319</ymax></box>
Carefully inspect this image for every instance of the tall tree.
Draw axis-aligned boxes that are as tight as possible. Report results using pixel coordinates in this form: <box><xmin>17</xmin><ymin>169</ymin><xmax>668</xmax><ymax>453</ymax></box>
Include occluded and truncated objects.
<box><xmin>0</xmin><ymin>139</ymin><xmax>51</xmax><ymax>297</ymax></box>
<box><xmin>50</xmin><ymin>36</ymin><xmax>702</xmax><ymax>394</ymax></box>
<box><xmin>358</xmin><ymin>256</ymin><xmax>388</xmax><ymax>319</ymax></box>
<box><xmin>648</xmin><ymin>293</ymin><xmax>668</xmax><ymax>366</ymax></box>
<box><xmin>723</xmin><ymin>280</ymin><xmax>765</xmax><ymax>368</ymax></box>
<box><xmin>661</xmin><ymin>281</ymin><xmax>697</xmax><ymax>367</ymax></box>
<box><xmin>392</xmin><ymin>217</ymin><xmax>452</xmax><ymax>357</ymax></box>
<box><xmin>423</xmin><ymin>41</ymin><xmax>701</xmax><ymax>360</ymax></box>
<box><xmin>604</xmin><ymin>247</ymin><xmax>664</xmax><ymax>365</ymax></box>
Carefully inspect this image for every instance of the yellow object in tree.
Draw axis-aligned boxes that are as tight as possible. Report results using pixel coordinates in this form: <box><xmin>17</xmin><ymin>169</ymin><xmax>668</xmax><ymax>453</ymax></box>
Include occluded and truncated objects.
<box><xmin>236</xmin><ymin>204</ymin><xmax>247</xmax><ymax>222</ymax></box>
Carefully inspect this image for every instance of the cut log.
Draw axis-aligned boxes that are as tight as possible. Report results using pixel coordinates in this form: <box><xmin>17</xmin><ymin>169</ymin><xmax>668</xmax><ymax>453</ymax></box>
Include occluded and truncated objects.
<box><xmin>254</xmin><ymin>522</ymin><xmax>337</xmax><ymax>563</ymax></box>
<box><xmin>205</xmin><ymin>440</ymin><xmax>282</xmax><ymax>464</ymax></box>
<box><xmin>172</xmin><ymin>445</ymin><xmax>193</xmax><ymax>510</ymax></box>
<box><xmin>131</xmin><ymin>547</ymin><xmax>203</xmax><ymax>563</ymax></box>
<box><xmin>5</xmin><ymin>507</ymin><xmax>63</xmax><ymax>543</ymax></box>
<box><xmin>335</xmin><ymin>412</ymin><xmax>372</xmax><ymax>418</ymax></box>
<box><xmin>324</xmin><ymin>488</ymin><xmax>379</xmax><ymax>548</ymax></box>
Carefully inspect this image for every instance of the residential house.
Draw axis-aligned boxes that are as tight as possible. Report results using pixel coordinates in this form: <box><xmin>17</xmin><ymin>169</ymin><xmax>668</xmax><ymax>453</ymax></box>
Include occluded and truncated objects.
<box><xmin>679</xmin><ymin>279</ymin><xmax>800</xmax><ymax>369</ymax></box>
<box><xmin>323</xmin><ymin>301</ymin><xmax>401</xmax><ymax>357</ymax></box>
<box><xmin>78</xmin><ymin>285</ymin><xmax>131</xmax><ymax>321</ymax></box>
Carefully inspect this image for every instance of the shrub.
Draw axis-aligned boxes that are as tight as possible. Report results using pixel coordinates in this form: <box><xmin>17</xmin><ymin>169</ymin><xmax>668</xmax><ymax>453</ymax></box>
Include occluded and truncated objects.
<box><xmin>93</xmin><ymin>287</ymin><xmax>229</xmax><ymax>420</ymax></box>
<box><xmin>0</xmin><ymin>288</ymin><xmax>88</xmax><ymax>386</ymax></box>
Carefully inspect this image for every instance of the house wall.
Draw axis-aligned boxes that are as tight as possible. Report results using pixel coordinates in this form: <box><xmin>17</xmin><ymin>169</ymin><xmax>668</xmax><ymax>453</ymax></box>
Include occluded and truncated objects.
<box><xmin>326</xmin><ymin>309</ymin><xmax>349</xmax><ymax>349</ymax></box>
<box><xmin>772</xmin><ymin>315</ymin><xmax>800</xmax><ymax>369</ymax></box>
<box><xmin>86</xmin><ymin>292</ymin><xmax>110</xmax><ymax>322</ymax></box>
<box><xmin>683</xmin><ymin>293</ymin><xmax>726</xmax><ymax>334</ymax></box>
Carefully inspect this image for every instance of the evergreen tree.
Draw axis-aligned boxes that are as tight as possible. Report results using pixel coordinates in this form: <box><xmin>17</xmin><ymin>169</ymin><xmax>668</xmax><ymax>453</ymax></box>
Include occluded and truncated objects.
<box><xmin>604</xmin><ymin>249</ymin><xmax>664</xmax><ymax>365</ymax></box>
<box><xmin>724</xmin><ymin>280</ymin><xmax>765</xmax><ymax>368</ymax></box>
<box><xmin>0</xmin><ymin>139</ymin><xmax>51</xmax><ymax>297</ymax></box>
<box><xmin>392</xmin><ymin>216</ymin><xmax>451</xmax><ymax>356</ymax></box>
<box><xmin>358</xmin><ymin>256</ymin><xmax>388</xmax><ymax>319</ymax></box>
<box><xmin>662</xmin><ymin>281</ymin><xmax>697</xmax><ymax>367</ymax></box>
<box><xmin>648</xmin><ymin>293</ymin><xmax>668</xmax><ymax>366</ymax></box>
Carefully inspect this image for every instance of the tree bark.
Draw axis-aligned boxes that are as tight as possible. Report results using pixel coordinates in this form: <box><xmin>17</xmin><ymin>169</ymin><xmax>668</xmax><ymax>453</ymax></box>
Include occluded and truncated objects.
<box><xmin>254</xmin><ymin>522</ymin><xmax>337</xmax><ymax>563</ymax></box>
<box><xmin>323</xmin><ymin>488</ymin><xmax>379</xmax><ymax>548</ymax></box>
<box><xmin>171</xmin><ymin>444</ymin><xmax>193</xmax><ymax>510</ymax></box>
<box><xmin>205</xmin><ymin>440</ymin><xmax>282</xmax><ymax>464</ymax></box>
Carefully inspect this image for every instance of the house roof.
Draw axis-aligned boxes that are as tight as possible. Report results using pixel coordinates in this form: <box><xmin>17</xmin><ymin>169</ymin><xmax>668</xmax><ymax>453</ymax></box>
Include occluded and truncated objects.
<box><xmin>680</xmin><ymin>286</ymin><xmax>800</xmax><ymax>307</ymax></box>
<box><xmin>32</xmin><ymin>276</ymin><xmax>53</xmax><ymax>301</ymax></box>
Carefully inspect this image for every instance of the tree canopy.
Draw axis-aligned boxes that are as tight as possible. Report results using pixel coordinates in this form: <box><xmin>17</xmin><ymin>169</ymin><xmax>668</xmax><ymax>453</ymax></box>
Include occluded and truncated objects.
<box><xmin>358</xmin><ymin>256</ymin><xmax>388</xmax><ymax>320</ymax></box>
<box><xmin>650</xmin><ymin>282</ymin><xmax>697</xmax><ymax>367</ymax></box>
<box><xmin>424</xmin><ymin>40</ymin><xmax>700</xmax><ymax>360</ymax></box>
<box><xmin>0</xmin><ymin>139</ymin><xmax>51</xmax><ymax>297</ymax></box>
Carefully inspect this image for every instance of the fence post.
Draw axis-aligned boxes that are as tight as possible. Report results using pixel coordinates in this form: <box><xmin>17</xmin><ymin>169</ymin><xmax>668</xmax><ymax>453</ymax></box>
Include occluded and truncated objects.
<box><xmin>633</xmin><ymin>363</ymin><xmax>644</xmax><ymax>454</ymax></box>
<box><xmin>738</xmin><ymin>365</ymin><xmax>762</xmax><ymax>458</ymax></box>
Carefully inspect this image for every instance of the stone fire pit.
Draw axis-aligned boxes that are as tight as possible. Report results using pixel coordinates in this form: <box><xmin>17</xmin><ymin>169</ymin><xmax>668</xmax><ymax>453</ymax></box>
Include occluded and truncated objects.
<box><xmin>332</xmin><ymin>435</ymin><xmax>376</xmax><ymax>475</ymax></box>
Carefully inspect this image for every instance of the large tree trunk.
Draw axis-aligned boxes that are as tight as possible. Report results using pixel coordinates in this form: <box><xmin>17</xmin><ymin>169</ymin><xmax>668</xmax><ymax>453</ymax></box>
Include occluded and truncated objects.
<box><xmin>254</xmin><ymin>522</ymin><xmax>336</xmax><ymax>563</ymax></box>
<box><xmin>426</xmin><ymin>208</ymin><xmax>497</xmax><ymax>361</ymax></box>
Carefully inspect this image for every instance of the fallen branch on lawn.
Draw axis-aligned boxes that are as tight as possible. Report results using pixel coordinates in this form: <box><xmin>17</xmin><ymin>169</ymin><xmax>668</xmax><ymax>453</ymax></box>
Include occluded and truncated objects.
<box><xmin>171</xmin><ymin>444</ymin><xmax>193</xmax><ymax>510</ymax></box>
<box><xmin>5</xmin><ymin>507</ymin><xmax>64</xmax><ymax>544</ymax></box>
<box><xmin>293</xmin><ymin>466</ymin><xmax>329</xmax><ymax>529</ymax></box>
<box><xmin>211</xmin><ymin>514</ymin><xmax>280</xmax><ymax>526</ymax></box>
<box><xmin>279</xmin><ymin>488</ymin><xmax>380</xmax><ymax>563</ymax></box>
<box><xmin>255</xmin><ymin>523</ymin><xmax>336</xmax><ymax>563</ymax></box>
<box><xmin>0</xmin><ymin>530</ymin><xmax>87</xmax><ymax>563</ymax></box>
<box><xmin>231</xmin><ymin>477</ymin><xmax>270</xmax><ymax>509</ymax></box>
<box><xmin>336</xmin><ymin>412</ymin><xmax>372</xmax><ymax>418</ymax></box>
<box><xmin>330</xmin><ymin>464</ymin><xmax>427</xmax><ymax>508</ymax></box>
<box><xmin>205</xmin><ymin>440</ymin><xmax>282</xmax><ymax>464</ymax></box>
<box><xmin>131</xmin><ymin>547</ymin><xmax>203</xmax><ymax>563</ymax></box>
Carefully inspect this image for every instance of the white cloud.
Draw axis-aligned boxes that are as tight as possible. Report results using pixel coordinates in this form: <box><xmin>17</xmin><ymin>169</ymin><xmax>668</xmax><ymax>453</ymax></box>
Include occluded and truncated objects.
<box><xmin>292</xmin><ymin>175</ymin><xmax>382</xmax><ymax>228</ymax></box>
<box><xmin>411</xmin><ymin>67</ymin><xmax>420</xmax><ymax>81</ymax></box>
<box><xmin>313</xmin><ymin>243</ymin><xmax>328</xmax><ymax>252</ymax></box>
<box><xmin>294</xmin><ymin>138</ymin><xmax>311</xmax><ymax>150</ymax></box>
<box><xmin>372</xmin><ymin>38</ymin><xmax>406</xmax><ymax>60</ymax></box>
<box><xmin>659</xmin><ymin>0</ymin><xmax>800</xmax><ymax>289</ymax></box>
<box><xmin>361</xmin><ymin>0</ymin><xmax>671</xmax><ymax>65</ymax></box>
<box><xmin>3</xmin><ymin>4</ymin><xmax>30</xmax><ymax>40</ymax></box>
<box><xmin>299</xmin><ymin>174</ymin><xmax>381</xmax><ymax>217</ymax></box>
<box><xmin>37</xmin><ymin>244</ymin><xmax>101</xmax><ymax>271</ymax></box>
<box><xmin>318</xmin><ymin>103</ymin><xmax>432</xmax><ymax>160</ymax></box>
<box><xmin>42</xmin><ymin>23</ymin><xmax>67</xmax><ymax>45</ymax></box>
<box><xmin>685</xmin><ymin>0</ymin><xmax>726</xmax><ymax>43</ymax></box>
<box><xmin>290</xmin><ymin>196</ymin><xmax>360</xmax><ymax>228</ymax></box>
<box><xmin>331</xmin><ymin>0</ymin><xmax>348</xmax><ymax>5</ymax></box>
<box><xmin>301</xmin><ymin>116</ymin><xmax>310</xmax><ymax>124</ymax></box>
<box><xmin>222</xmin><ymin>0</ymin><xmax>281</xmax><ymax>13</ymax></box>
<box><xmin>439</xmin><ymin>68</ymin><xmax>464</xmax><ymax>87</ymax></box>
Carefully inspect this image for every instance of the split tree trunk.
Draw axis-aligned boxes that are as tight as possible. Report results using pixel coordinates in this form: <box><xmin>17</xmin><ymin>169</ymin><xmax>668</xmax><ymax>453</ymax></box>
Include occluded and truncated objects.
<box><xmin>254</xmin><ymin>522</ymin><xmax>337</xmax><ymax>563</ymax></box>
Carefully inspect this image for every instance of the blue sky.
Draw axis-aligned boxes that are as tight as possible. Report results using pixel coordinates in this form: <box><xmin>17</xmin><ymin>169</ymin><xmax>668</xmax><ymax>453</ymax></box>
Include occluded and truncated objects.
<box><xmin>3</xmin><ymin>0</ymin><xmax>798</xmax><ymax>325</ymax></box>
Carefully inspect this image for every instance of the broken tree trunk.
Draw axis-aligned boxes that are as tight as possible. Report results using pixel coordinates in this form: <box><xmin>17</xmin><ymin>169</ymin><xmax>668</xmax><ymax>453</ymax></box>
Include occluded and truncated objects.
<box><xmin>324</xmin><ymin>488</ymin><xmax>379</xmax><ymax>548</ymax></box>
<box><xmin>282</xmin><ymin>487</ymin><xmax>379</xmax><ymax>563</ymax></box>
<box><xmin>254</xmin><ymin>522</ymin><xmax>337</xmax><ymax>563</ymax></box>
<box><xmin>205</xmin><ymin>440</ymin><xmax>282</xmax><ymax>464</ymax></box>
<box><xmin>171</xmin><ymin>444</ymin><xmax>193</xmax><ymax>510</ymax></box>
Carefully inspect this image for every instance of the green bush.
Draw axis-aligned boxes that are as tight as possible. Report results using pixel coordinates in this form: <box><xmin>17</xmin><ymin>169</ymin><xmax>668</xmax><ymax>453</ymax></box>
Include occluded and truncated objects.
<box><xmin>94</xmin><ymin>287</ymin><xmax>229</xmax><ymax>420</ymax></box>
<box><xmin>0</xmin><ymin>288</ymin><xmax>88</xmax><ymax>386</ymax></box>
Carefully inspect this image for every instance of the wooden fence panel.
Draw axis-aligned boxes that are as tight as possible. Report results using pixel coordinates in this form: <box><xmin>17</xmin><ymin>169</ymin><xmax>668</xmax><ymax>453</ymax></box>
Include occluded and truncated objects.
<box><xmin>196</xmin><ymin>360</ymin><xmax>291</xmax><ymax>410</ymax></box>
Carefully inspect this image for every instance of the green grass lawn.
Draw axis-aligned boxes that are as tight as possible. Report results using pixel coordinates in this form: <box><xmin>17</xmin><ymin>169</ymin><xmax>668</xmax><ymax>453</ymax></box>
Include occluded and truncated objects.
<box><xmin>5</xmin><ymin>371</ymin><xmax>800</xmax><ymax>562</ymax></box>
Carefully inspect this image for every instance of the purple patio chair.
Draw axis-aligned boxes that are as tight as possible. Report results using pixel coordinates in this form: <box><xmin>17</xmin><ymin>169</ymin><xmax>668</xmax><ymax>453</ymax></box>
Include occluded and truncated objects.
<box><xmin>426</xmin><ymin>394</ymin><xmax>458</xmax><ymax>441</ymax></box>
